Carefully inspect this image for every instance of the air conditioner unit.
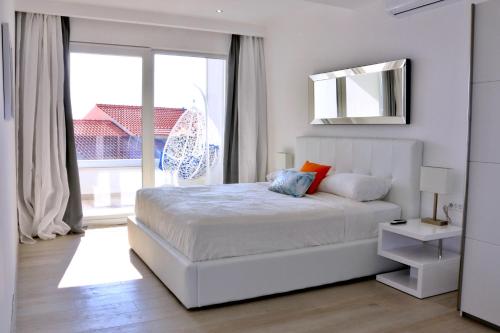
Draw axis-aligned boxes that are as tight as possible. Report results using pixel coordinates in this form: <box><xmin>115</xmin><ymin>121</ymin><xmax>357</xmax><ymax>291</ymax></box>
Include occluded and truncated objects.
<box><xmin>386</xmin><ymin>0</ymin><xmax>448</xmax><ymax>15</ymax></box>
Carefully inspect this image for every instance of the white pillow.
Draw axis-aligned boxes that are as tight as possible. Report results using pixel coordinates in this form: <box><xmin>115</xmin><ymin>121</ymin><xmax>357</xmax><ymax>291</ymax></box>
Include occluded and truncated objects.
<box><xmin>318</xmin><ymin>173</ymin><xmax>391</xmax><ymax>202</ymax></box>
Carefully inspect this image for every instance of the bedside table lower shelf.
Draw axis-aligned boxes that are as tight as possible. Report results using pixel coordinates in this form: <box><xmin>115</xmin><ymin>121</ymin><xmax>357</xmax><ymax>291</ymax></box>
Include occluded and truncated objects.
<box><xmin>377</xmin><ymin>254</ymin><xmax>460</xmax><ymax>299</ymax></box>
<box><xmin>377</xmin><ymin>269</ymin><xmax>419</xmax><ymax>298</ymax></box>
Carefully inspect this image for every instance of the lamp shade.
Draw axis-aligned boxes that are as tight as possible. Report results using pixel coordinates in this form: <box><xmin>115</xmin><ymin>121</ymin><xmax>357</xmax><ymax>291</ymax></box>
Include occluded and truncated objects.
<box><xmin>276</xmin><ymin>152</ymin><xmax>293</xmax><ymax>170</ymax></box>
<box><xmin>420</xmin><ymin>166</ymin><xmax>451</xmax><ymax>194</ymax></box>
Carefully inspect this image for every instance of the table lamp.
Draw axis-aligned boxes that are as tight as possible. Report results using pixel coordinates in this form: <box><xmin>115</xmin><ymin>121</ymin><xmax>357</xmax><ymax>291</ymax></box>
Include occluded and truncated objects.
<box><xmin>420</xmin><ymin>166</ymin><xmax>451</xmax><ymax>226</ymax></box>
<box><xmin>276</xmin><ymin>152</ymin><xmax>293</xmax><ymax>170</ymax></box>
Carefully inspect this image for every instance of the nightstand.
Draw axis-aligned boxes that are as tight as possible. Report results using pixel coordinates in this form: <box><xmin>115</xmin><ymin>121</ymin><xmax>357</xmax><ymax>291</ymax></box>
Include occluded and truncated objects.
<box><xmin>376</xmin><ymin>219</ymin><xmax>462</xmax><ymax>299</ymax></box>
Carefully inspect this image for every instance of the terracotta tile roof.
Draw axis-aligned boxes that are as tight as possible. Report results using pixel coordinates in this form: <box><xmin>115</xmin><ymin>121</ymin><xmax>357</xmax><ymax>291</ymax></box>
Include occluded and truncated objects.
<box><xmin>83</xmin><ymin>104</ymin><xmax>185</xmax><ymax>137</ymax></box>
<box><xmin>73</xmin><ymin>119</ymin><xmax>129</xmax><ymax>137</ymax></box>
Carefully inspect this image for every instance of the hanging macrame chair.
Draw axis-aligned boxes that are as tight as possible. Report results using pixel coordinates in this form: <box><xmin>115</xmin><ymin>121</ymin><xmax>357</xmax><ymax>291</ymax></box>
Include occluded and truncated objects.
<box><xmin>161</xmin><ymin>88</ymin><xmax>219</xmax><ymax>180</ymax></box>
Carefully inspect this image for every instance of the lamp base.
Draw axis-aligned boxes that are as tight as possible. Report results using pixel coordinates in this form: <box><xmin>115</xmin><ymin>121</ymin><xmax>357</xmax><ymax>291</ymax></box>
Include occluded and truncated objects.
<box><xmin>421</xmin><ymin>217</ymin><xmax>448</xmax><ymax>226</ymax></box>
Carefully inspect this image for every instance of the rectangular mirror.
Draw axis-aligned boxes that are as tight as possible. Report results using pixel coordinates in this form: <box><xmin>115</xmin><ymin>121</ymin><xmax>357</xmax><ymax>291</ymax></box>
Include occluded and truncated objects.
<box><xmin>309</xmin><ymin>59</ymin><xmax>410</xmax><ymax>124</ymax></box>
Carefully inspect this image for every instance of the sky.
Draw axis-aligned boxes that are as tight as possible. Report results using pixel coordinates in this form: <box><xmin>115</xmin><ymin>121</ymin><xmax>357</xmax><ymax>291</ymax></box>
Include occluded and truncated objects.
<box><xmin>70</xmin><ymin>53</ymin><xmax>208</xmax><ymax>120</ymax></box>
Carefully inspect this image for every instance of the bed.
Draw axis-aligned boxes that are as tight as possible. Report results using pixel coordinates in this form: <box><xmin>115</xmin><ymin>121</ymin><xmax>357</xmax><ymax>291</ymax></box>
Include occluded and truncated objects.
<box><xmin>128</xmin><ymin>136</ymin><xmax>423</xmax><ymax>308</ymax></box>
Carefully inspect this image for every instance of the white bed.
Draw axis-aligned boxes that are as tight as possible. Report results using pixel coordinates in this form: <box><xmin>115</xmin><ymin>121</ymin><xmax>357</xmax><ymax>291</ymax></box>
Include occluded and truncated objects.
<box><xmin>135</xmin><ymin>182</ymin><xmax>401</xmax><ymax>262</ymax></box>
<box><xmin>128</xmin><ymin>136</ymin><xmax>423</xmax><ymax>308</ymax></box>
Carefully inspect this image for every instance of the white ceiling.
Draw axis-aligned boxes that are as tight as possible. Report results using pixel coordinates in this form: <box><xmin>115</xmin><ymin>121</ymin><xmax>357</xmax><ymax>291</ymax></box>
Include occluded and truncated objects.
<box><xmin>43</xmin><ymin>0</ymin><xmax>374</xmax><ymax>25</ymax></box>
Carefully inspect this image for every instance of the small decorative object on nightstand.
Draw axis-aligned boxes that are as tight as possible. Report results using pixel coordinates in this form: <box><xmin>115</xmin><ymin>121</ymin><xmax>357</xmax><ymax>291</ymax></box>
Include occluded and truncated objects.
<box><xmin>420</xmin><ymin>166</ymin><xmax>451</xmax><ymax>226</ymax></box>
<box><xmin>376</xmin><ymin>219</ymin><xmax>462</xmax><ymax>299</ymax></box>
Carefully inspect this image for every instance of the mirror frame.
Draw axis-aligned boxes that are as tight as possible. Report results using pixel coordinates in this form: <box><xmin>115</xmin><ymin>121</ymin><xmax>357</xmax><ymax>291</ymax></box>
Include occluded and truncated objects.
<box><xmin>309</xmin><ymin>59</ymin><xmax>411</xmax><ymax>125</ymax></box>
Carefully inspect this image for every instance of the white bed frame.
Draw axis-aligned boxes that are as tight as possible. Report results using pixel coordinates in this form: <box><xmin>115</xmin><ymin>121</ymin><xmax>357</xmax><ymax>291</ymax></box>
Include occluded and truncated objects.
<box><xmin>128</xmin><ymin>136</ymin><xmax>423</xmax><ymax>308</ymax></box>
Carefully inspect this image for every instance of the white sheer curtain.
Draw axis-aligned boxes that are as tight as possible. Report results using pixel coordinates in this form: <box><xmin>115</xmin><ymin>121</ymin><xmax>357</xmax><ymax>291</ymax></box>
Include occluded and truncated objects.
<box><xmin>16</xmin><ymin>13</ymin><xmax>71</xmax><ymax>243</ymax></box>
<box><xmin>237</xmin><ymin>36</ymin><xmax>268</xmax><ymax>183</ymax></box>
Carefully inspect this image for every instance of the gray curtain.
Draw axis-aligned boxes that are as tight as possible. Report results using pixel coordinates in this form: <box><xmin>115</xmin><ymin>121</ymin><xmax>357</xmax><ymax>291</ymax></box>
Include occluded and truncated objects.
<box><xmin>223</xmin><ymin>34</ymin><xmax>240</xmax><ymax>184</ymax></box>
<box><xmin>62</xmin><ymin>17</ymin><xmax>84</xmax><ymax>233</ymax></box>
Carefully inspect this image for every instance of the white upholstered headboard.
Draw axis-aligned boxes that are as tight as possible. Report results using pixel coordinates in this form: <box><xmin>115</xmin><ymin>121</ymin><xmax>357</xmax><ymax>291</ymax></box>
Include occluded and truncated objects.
<box><xmin>296</xmin><ymin>136</ymin><xmax>423</xmax><ymax>219</ymax></box>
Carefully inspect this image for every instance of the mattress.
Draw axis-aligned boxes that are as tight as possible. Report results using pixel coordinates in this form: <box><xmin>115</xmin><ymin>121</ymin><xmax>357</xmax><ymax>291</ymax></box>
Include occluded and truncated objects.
<box><xmin>135</xmin><ymin>183</ymin><xmax>401</xmax><ymax>262</ymax></box>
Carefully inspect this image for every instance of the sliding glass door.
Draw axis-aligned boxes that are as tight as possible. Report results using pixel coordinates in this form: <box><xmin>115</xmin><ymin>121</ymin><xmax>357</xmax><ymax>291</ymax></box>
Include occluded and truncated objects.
<box><xmin>70</xmin><ymin>49</ymin><xmax>144</xmax><ymax>218</ymax></box>
<box><xmin>70</xmin><ymin>45</ymin><xmax>226</xmax><ymax>219</ymax></box>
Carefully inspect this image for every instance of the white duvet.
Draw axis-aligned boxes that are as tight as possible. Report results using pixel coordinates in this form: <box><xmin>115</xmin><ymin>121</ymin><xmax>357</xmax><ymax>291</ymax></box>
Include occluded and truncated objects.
<box><xmin>135</xmin><ymin>182</ymin><xmax>400</xmax><ymax>262</ymax></box>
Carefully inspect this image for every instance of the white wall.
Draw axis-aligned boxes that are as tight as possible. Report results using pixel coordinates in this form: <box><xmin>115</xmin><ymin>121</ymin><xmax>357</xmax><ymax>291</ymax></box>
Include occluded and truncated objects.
<box><xmin>70</xmin><ymin>18</ymin><xmax>230</xmax><ymax>56</ymax></box>
<box><xmin>0</xmin><ymin>0</ymin><xmax>17</xmax><ymax>330</ymax></box>
<box><xmin>265</xmin><ymin>0</ymin><xmax>472</xmax><ymax>224</ymax></box>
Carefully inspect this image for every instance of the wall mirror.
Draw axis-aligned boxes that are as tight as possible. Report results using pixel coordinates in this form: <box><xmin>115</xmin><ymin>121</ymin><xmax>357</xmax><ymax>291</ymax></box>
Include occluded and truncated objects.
<box><xmin>309</xmin><ymin>59</ymin><xmax>410</xmax><ymax>125</ymax></box>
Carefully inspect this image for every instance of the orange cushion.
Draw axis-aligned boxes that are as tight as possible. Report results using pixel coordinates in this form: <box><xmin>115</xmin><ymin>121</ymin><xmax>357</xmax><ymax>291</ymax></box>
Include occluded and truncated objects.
<box><xmin>300</xmin><ymin>161</ymin><xmax>332</xmax><ymax>194</ymax></box>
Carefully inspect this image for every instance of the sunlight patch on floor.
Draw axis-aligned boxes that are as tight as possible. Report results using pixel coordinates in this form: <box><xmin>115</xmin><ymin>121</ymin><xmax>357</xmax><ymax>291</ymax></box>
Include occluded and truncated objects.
<box><xmin>58</xmin><ymin>226</ymin><xmax>142</xmax><ymax>288</ymax></box>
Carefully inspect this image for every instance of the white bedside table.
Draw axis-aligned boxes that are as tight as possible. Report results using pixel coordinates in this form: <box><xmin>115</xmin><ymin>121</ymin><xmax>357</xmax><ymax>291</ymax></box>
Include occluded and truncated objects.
<box><xmin>376</xmin><ymin>219</ymin><xmax>462</xmax><ymax>299</ymax></box>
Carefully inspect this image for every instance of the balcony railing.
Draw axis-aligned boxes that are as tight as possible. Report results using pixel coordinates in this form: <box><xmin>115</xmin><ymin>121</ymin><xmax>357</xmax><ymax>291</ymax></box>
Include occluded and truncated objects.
<box><xmin>78</xmin><ymin>158</ymin><xmax>142</xmax><ymax>169</ymax></box>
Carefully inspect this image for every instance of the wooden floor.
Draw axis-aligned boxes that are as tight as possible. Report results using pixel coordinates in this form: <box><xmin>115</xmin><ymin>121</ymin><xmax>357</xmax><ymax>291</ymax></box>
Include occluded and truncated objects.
<box><xmin>16</xmin><ymin>226</ymin><xmax>494</xmax><ymax>333</ymax></box>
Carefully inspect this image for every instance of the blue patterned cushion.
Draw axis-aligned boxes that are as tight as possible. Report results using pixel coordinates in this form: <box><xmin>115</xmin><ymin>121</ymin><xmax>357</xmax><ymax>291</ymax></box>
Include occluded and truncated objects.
<box><xmin>268</xmin><ymin>170</ymin><xmax>316</xmax><ymax>197</ymax></box>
